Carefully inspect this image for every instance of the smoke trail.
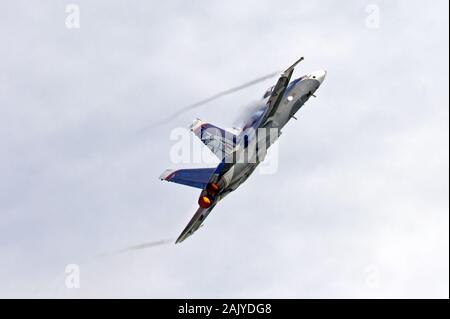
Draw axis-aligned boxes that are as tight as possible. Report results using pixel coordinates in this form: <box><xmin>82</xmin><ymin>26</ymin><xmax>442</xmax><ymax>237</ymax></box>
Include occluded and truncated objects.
<box><xmin>146</xmin><ymin>71</ymin><xmax>280</xmax><ymax>129</ymax></box>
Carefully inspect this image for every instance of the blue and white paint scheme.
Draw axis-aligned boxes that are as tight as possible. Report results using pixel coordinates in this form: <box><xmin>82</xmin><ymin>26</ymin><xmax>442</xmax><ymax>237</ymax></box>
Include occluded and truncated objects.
<box><xmin>160</xmin><ymin>57</ymin><xmax>327</xmax><ymax>243</ymax></box>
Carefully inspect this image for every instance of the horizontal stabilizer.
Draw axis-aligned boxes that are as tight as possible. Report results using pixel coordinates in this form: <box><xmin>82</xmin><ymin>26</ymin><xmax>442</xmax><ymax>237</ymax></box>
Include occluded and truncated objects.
<box><xmin>159</xmin><ymin>168</ymin><xmax>216</xmax><ymax>189</ymax></box>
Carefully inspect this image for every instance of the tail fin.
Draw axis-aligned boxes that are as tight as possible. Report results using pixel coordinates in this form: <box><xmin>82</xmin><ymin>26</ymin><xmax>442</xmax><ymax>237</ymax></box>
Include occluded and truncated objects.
<box><xmin>159</xmin><ymin>167</ymin><xmax>216</xmax><ymax>189</ymax></box>
<box><xmin>190</xmin><ymin>119</ymin><xmax>237</xmax><ymax>160</ymax></box>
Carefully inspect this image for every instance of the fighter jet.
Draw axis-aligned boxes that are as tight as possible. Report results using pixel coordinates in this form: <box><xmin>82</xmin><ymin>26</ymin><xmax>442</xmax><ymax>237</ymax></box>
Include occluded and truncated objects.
<box><xmin>159</xmin><ymin>57</ymin><xmax>327</xmax><ymax>243</ymax></box>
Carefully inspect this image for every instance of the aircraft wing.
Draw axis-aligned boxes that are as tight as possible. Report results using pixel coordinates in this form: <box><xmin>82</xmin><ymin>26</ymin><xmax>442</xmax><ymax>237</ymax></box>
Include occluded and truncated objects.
<box><xmin>175</xmin><ymin>205</ymin><xmax>216</xmax><ymax>243</ymax></box>
<box><xmin>258</xmin><ymin>57</ymin><xmax>304</xmax><ymax>128</ymax></box>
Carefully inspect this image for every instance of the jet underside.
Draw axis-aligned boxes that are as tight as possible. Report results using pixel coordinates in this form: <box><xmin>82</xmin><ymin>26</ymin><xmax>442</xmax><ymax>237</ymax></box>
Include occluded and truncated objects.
<box><xmin>160</xmin><ymin>58</ymin><xmax>326</xmax><ymax>243</ymax></box>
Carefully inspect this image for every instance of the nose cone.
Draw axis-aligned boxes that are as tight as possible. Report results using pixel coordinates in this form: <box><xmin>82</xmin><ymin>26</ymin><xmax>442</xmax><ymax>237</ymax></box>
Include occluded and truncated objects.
<box><xmin>311</xmin><ymin>70</ymin><xmax>327</xmax><ymax>85</ymax></box>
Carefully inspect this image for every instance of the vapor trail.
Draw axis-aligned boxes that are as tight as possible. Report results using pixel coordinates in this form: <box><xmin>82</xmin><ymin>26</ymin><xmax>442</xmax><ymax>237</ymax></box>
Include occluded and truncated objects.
<box><xmin>117</xmin><ymin>238</ymin><xmax>174</xmax><ymax>253</ymax></box>
<box><xmin>96</xmin><ymin>238</ymin><xmax>174</xmax><ymax>259</ymax></box>
<box><xmin>147</xmin><ymin>70</ymin><xmax>280</xmax><ymax>128</ymax></box>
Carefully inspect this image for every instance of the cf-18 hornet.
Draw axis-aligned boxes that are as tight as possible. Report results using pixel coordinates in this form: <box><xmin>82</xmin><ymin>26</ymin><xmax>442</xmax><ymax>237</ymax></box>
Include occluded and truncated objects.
<box><xmin>160</xmin><ymin>57</ymin><xmax>326</xmax><ymax>243</ymax></box>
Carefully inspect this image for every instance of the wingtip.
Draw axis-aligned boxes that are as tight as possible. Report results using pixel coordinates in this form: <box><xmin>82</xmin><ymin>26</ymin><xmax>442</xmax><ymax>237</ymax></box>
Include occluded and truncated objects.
<box><xmin>159</xmin><ymin>169</ymin><xmax>176</xmax><ymax>181</ymax></box>
<box><xmin>284</xmin><ymin>56</ymin><xmax>305</xmax><ymax>73</ymax></box>
<box><xmin>190</xmin><ymin>118</ymin><xmax>203</xmax><ymax>133</ymax></box>
<box><xmin>175</xmin><ymin>233</ymin><xmax>187</xmax><ymax>244</ymax></box>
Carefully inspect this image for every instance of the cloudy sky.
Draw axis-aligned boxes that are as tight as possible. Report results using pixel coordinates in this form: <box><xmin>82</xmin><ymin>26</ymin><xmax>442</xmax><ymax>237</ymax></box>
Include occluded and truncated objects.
<box><xmin>0</xmin><ymin>0</ymin><xmax>448</xmax><ymax>298</ymax></box>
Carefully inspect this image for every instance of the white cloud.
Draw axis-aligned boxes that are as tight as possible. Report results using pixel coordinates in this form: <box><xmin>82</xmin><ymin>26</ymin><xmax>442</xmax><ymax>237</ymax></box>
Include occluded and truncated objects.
<box><xmin>0</xmin><ymin>0</ymin><xmax>448</xmax><ymax>298</ymax></box>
